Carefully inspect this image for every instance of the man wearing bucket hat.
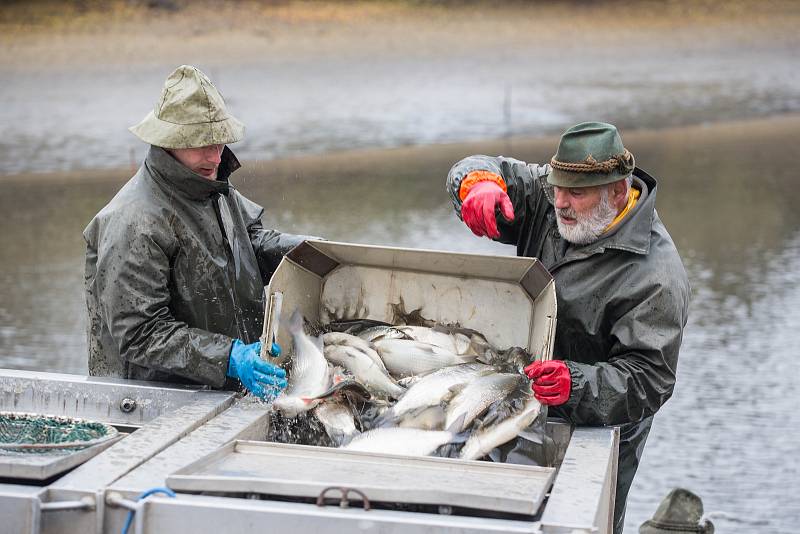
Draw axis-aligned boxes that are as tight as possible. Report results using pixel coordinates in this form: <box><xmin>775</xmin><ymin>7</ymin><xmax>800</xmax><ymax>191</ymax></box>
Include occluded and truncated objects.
<box><xmin>84</xmin><ymin>65</ymin><xmax>310</xmax><ymax>401</ymax></box>
<box><xmin>446</xmin><ymin>122</ymin><xmax>690</xmax><ymax>533</ymax></box>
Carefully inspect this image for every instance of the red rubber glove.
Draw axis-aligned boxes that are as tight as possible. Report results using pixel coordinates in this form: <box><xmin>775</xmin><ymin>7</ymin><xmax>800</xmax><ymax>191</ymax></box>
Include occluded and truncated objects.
<box><xmin>461</xmin><ymin>181</ymin><xmax>515</xmax><ymax>238</ymax></box>
<box><xmin>523</xmin><ymin>360</ymin><xmax>571</xmax><ymax>406</ymax></box>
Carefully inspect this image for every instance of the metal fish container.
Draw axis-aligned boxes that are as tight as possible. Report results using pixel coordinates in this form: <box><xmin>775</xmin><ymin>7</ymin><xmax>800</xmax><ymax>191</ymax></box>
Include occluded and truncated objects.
<box><xmin>265</xmin><ymin>240</ymin><xmax>557</xmax><ymax>360</ymax></box>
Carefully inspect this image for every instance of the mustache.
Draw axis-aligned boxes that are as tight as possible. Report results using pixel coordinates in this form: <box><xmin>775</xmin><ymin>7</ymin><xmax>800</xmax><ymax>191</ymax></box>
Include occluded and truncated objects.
<box><xmin>556</xmin><ymin>207</ymin><xmax>577</xmax><ymax>219</ymax></box>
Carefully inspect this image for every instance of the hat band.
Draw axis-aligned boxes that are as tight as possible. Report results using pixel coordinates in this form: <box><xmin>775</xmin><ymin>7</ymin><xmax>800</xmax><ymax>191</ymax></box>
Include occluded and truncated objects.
<box><xmin>641</xmin><ymin>518</ymin><xmax>709</xmax><ymax>532</ymax></box>
<box><xmin>550</xmin><ymin>149</ymin><xmax>634</xmax><ymax>175</ymax></box>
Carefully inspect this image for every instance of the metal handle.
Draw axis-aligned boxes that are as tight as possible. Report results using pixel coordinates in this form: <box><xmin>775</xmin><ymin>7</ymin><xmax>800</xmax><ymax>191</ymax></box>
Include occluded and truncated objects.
<box><xmin>39</xmin><ymin>496</ymin><xmax>95</xmax><ymax>512</ymax></box>
<box><xmin>316</xmin><ymin>486</ymin><xmax>371</xmax><ymax>511</ymax></box>
<box><xmin>260</xmin><ymin>291</ymin><xmax>283</xmax><ymax>359</ymax></box>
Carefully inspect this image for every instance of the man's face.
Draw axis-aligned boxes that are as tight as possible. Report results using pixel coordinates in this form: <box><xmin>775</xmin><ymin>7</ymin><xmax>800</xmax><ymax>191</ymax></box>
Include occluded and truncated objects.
<box><xmin>169</xmin><ymin>144</ymin><xmax>224</xmax><ymax>180</ymax></box>
<box><xmin>553</xmin><ymin>184</ymin><xmax>618</xmax><ymax>245</ymax></box>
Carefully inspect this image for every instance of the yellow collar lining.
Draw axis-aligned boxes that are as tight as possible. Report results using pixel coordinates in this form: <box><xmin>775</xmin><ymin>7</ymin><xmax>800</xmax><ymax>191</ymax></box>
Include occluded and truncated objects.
<box><xmin>604</xmin><ymin>186</ymin><xmax>640</xmax><ymax>233</ymax></box>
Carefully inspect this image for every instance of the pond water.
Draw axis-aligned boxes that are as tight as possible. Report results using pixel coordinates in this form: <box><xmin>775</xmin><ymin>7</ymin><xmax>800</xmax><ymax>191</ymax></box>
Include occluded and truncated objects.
<box><xmin>1</xmin><ymin>118</ymin><xmax>799</xmax><ymax>532</ymax></box>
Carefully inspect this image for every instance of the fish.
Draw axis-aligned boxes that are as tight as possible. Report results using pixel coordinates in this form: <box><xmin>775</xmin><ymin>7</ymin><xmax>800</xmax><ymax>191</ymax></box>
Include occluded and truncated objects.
<box><xmin>322</xmin><ymin>332</ymin><xmax>405</xmax><ymax>399</ymax></box>
<box><xmin>323</xmin><ymin>345</ymin><xmax>405</xmax><ymax>399</ymax></box>
<box><xmin>459</xmin><ymin>387</ymin><xmax>543</xmax><ymax>461</ymax></box>
<box><xmin>394</xmin><ymin>326</ymin><xmax>473</xmax><ymax>355</ymax></box>
<box><xmin>325</xmin><ymin>318</ymin><xmax>392</xmax><ymax>335</ymax></box>
<box><xmin>444</xmin><ymin>372</ymin><xmax>524</xmax><ymax>432</ymax></box>
<box><xmin>377</xmin><ymin>363</ymin><xmax>493</xmax><ymax>428</ymax></box>
<box><xmin>272</xmin><ymin>310</ymin><xmax>332</xmax><ymax>418</ymax></box>
<box><xmin>373</xmin><ymin>339</ymin><xmax>479</xmax><ymax>378</ymax></box>
<box><xmin>431</xmin><ymin>325</ymin><xmax>499</xmax><ymax>362</ymax></box>
<box><xmin>356</xmin><ymin>325</ymin><xmax>411</xmax><ymax>343</ymax></box>
<box><xmin>313</xmin><ymin>396</ymin><xmax>360</xmax><ymax>446</ymax></box>
<box><xmin>489</xmin><ymin>346</ymin><xmax>532</xmax><ymax>374</ymax></box>
<box><xmin>340</xmin><ymin>427</ymin><xmax>460</xmax><ymax>457</ymax></box>
<box><xmin>322</xmin><ymin>332</ymin><xmax>384</xmax><ymax>367</ymax></box>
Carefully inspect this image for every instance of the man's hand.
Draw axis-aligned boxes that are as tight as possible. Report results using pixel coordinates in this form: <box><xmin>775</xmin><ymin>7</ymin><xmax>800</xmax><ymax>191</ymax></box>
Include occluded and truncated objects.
<box><xmin>227</xmin><ymin>340</ymin><xmax>288</xmax><ymax>401</ymax></box>
<box><xmin>524</xmin><ymin>360</ymin><xmax>571</xmax><ymax>406</ymax></box>
<box><xmin>461</xmin><ymin>181</ymin><xmax>515</xmax><ymax>238</ymax></box>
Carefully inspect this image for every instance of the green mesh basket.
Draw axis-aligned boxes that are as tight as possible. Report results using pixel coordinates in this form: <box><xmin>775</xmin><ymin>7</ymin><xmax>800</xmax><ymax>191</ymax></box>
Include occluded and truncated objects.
<box><xmin>0</xmin><ymin>412</ymin><xmax>119</xmax><ymax>453</ymax></box>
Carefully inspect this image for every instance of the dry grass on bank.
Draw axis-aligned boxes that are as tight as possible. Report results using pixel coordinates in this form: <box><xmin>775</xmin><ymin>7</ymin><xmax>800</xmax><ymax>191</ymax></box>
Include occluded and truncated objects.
<box><xmin>2</xmin><ymin>0</ymin><xmax>799</xmax><ymax>68</ymax></box>
<box><xmin>4</xmin><ymin>0</ymin><xmax>800</xmax><ymax>31</ymax></box>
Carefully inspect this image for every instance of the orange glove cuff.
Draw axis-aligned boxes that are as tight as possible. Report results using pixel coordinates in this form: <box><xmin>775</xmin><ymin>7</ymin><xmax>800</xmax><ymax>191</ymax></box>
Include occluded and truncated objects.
<box><xmin>458</xmin><ymin>171</ymin><xmax>507</xmax><ymax>202</ymax></box>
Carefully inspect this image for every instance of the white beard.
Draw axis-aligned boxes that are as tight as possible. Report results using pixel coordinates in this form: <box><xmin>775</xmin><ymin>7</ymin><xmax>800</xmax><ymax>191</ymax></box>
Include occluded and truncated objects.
<box><xmin>556</xmin><ymin>188</ymin><xmax>618</xmax><ymax>245</ymax></box>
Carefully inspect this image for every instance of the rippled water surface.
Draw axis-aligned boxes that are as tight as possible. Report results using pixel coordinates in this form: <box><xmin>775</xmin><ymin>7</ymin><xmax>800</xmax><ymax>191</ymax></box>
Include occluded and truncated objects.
<box><xmin>1</xmin><ymin>119</ymin><xmax>799</xmax><ymax>532</ymax></box>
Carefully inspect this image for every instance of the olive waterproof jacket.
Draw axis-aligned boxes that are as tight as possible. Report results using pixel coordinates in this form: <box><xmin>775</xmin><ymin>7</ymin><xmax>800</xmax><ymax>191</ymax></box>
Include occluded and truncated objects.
<box><xmin>84</xmin><ymin>146</ymin><xmax>306</xmax><ymax>387</ymax></box>
<box><xmin>447</xmin><ymin>155</ymin><xmax>690</xmax><ymax>533</ymax></box>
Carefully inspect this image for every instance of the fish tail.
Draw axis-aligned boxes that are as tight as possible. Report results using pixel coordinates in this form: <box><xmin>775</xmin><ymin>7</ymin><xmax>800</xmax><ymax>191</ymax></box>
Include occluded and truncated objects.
<box><xmin>451</xmin><ymin>428</ymin><xmax>471</xmax><ymax>444</ymax></box>
<box><xmin>435</xmin><ymin>430</ymin><xmax>470</xmax><ymax>458</ymax></box>
<box><xmin>287</xmin><ymin>309</ymin><xmax>303</xmax><ymax>334</ymax></box>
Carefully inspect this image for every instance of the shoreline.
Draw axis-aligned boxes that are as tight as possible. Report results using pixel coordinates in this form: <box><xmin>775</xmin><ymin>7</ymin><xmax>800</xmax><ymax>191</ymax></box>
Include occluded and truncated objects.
<box><xmin>3</xmin><ymin>112</ymin><xmax>799</xmax><ymax>184</ymax></box>
<box><xmin>3</xmin><ymin>1</ymin><xmax>798</xmax><ymax>67</ymax></box>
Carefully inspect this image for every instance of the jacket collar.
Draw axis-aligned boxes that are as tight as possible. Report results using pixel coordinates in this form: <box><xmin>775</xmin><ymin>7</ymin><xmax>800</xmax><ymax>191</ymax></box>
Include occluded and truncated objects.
<box><xmin>561</xmin><ymin>168</ymin><xmax>657</xmax><ymax>258</ymax></box>
<box><xmin>144</xmin><ymin>145</ymin><xmax>241</xmax><ymax>201</ymax></box>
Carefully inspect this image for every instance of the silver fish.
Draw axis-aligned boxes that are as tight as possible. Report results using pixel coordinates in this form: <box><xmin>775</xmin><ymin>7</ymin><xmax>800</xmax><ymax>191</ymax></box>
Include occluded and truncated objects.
<box><xmin>322</xmin><ymin>332</ymin><xmax>384</xmax><ymax>368</ymax></box>
<box><xmin>322</xmin><ymin>332</ymin><xmax>404</xmax><ymax>399</ymax></box>
<box><xmin>459</xmin><ymin>390</ymin><xmax>543</xmax><ymax>461</ymax></box>
<box><xmin>356</xmin><ymin>325</ymin><xmax>411</xmax><ymax>343</ymax></box>
<box><xmin>395</xmin><ymin>326</ymin><xmax>473</xmax><ymax>355</ymax></box>
<box><xmin>378</xmin><ymin>363</ymin><xmax>493</xmax><ymax>428</ymax></box>
<box><xmin>323</xmin><ymin>345</ymin><xmax>405</xmax><ymax>399</ymax></box>
<box><xmin>341</xmin><ymin>427</ymin><xmax>458</xmax><ymax>456</ymax></box>
<box><xmin>272</xmin><ymin>310</ymin><xmax>331</xmax><ymax>418</ymax></box>
<box><xmin>444</xmin><ymin>372</ymin><xmax>524</xmax><ymax>432</ymax></box>
<box><xmin>373</xmin><ymin>339</ymin><xmax>478</xmax><ymax>378</ymax></box>
<box><xmin>313</xmin><ymin>396</ymin><xmax>359</xmax><ymax>446</ymax></box>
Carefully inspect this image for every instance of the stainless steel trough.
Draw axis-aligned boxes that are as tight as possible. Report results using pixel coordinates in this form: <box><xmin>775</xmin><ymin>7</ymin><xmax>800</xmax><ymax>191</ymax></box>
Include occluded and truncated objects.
<box><xmin>0</xmin><ymin>369</ymin><xmax>619</xmax><ymax>534</ymax></box>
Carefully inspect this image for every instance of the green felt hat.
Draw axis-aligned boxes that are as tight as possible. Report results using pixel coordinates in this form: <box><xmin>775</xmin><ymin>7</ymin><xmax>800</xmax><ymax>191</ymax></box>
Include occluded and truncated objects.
<box><xmin>639</xmin><ymin>488</ymin><xmax>714</xmax><ymax>534</ymax></box>
<box><xmin>548</xmin><ymin>122</ymin><xmax>635</xmax><ymax>187</ymax></box>
<box><xmin>130</xmin><ymin>65</ymin><xmax>244</xmax><ymax>149</ymax></box>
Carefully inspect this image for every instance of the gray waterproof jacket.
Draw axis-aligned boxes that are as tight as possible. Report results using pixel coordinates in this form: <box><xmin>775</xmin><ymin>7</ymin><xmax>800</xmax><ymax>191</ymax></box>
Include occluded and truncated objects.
<box><xmin>447</xmin><ymin>155</ymin><xmax>690</xmax><ymax>531</ymax></box>
<box><xmin>84</xmin><ymin>146</ymin><xmax>306</xmax><ymax>388</ymax></box>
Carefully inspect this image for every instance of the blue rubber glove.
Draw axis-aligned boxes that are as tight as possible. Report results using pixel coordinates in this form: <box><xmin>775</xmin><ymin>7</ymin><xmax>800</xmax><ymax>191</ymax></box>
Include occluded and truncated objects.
<box><xmin>227</xmin><ymin>340</ymin><xmax>287</xmax><ymax>401</ymax></box>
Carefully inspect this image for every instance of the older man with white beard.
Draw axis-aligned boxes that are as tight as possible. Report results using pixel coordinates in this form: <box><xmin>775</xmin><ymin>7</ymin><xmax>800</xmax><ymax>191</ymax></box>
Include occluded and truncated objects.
<box><xmin>446</xmin><ymin>122</ymin><xmax>690</xmax><ymax>534</ymax></box>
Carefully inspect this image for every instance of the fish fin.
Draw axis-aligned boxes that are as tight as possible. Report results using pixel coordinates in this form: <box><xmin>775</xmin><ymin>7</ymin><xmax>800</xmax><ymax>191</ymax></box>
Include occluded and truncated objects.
<box><xmin>478</xmin><ymin>396</ymin><xmax>516</xmax><ymax>429</ymax></box>
<box><xmin>446</xmin><ymin>413</ymin><xmax>468</xmax><ymax>434</ymax></box>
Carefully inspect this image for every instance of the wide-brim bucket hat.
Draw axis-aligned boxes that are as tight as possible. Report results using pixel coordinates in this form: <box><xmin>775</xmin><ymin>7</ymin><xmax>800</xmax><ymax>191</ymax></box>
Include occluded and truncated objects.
<box><xmin>130</xmin><ymin>65</ymin><xmax>244</xmax><ymax>149</ymax></box>
<box><xmin>639</xmin><ymin>488</ymin><xmax>715</xmax><ymax>534</ymax></box>
<box><xmin>547</xmin><ymin>121</ymin><xmax>635</xmax><ymax>188</ymax></box>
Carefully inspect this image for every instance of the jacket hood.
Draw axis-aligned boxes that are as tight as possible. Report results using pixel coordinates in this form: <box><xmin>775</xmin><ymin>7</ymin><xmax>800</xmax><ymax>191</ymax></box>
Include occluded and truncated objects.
<box><xmin>144</xmin><ymin>145</ymin><xmax>241</xmax><ymax>201</ymax></box>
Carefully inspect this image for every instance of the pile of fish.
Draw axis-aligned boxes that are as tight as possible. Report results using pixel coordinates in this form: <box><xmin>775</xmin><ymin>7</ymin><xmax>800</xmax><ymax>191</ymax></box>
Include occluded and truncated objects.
<box><xmin>268</xmin><ymin>310</ymin><xmax>544</xmax><ymax>462</ymax></box>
